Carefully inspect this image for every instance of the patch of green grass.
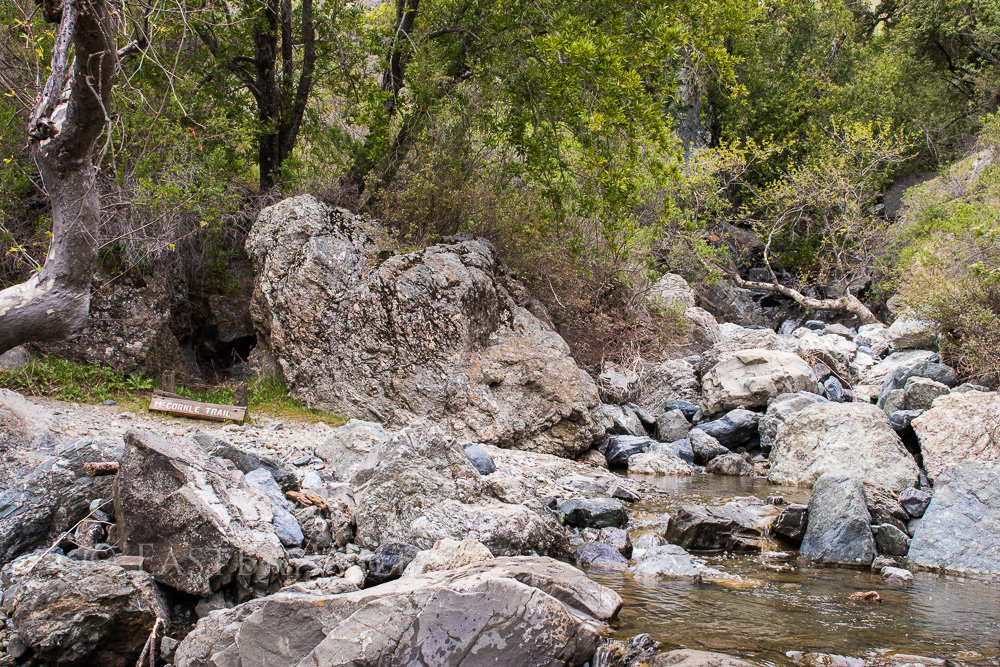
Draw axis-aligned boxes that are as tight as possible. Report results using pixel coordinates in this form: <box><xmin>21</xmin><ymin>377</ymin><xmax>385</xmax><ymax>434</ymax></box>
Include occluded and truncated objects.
<box><xmin>0</xmin><ymin>355</ymin><xmax>344</xmax><ymax>426</ymax></box>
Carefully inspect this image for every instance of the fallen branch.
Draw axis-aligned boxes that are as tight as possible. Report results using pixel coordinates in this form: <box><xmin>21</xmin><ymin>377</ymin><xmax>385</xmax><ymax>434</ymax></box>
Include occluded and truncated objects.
<box><xmin>135</xmin><ymin>617</ymin><xmax>164</xmax><ymax>667</ymax></box>
<box><xmin>729</xmin><ymin>272</ymin><xmax>877</xmax><ymax>325</ymax></box>
<box><xmin>286</xmin><ymin>490</ymin><xmax>328</xmax><ymax>510</ymax></box>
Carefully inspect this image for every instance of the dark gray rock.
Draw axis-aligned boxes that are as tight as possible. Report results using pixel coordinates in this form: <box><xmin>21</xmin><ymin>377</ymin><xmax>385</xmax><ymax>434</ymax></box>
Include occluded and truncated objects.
<box><xmin>665</xmin><ymin>504</ymin><xmax>766</xmax><ymax>552</ymax></box>
<box><xmin>908</xmin><ymin>461</ymin><xmax>1000</xmax><ymax>576</ymax></box>
<box><xmin>877</xmin><ymin>361</ymin><xmax>959</xmax><ymax>409</ymax></box>
<box><xmin>2</xmin><ymin>553</ymin><xmax>169</xmax><ymax>666</ymax></box>
<box><xmin>605</xmin><ymin>404</ymin><xmax>647</xmax><ymax>437</ymax></box>
<box><xmin>606</xmin><ymin>435</ymin><xmax>656</xmax><ymax>468</ymax></box>
<box><xmin>656</xmin><ymin>409</ymin><xmax>691</xmax><ymax>443</ymax></box>
<box><xmin>772</xmin><ymin>504</ymin><xmax>808</xmax><ymax>542</ymax></box>
<box><xmin>560</xmin><ymin>498</ymin><xmax>628</xmax><ymax>529</ymax></box>
<box><xmin>888</xmin><ymin>410</ymin><xmax>923</xmax><ymax>435</ymax></box>
<box><xmin>898</xmin><ymin>487</ymin><xmax>931</xmax><ymax>518</ymax></box>
<box><xmin>573</xmin><ymin>542</ymin><xmax>628</xmax><ymax>570</ymax></box>
<box><xmin>823</xmin><ymin>376</ymin><xmax>845</xmax><ymax>402</ymax></box>
<box><xmin>665</xmin><ymin>399</ymin><xmax>699</xmax><ymax>421</ymax></box>
<box><xmin>873</xmin><ymin>524</ymin><xmax>911</xmax><ymax>556</ymax></box>
<box><xmin>598</xmin><ymin>527</ymin><xmax>633</xmax><ymax>558</ymax></box>
<box><xmin>624</xmin><ymin>403</ymin><xmax>657</xmax><ymax>431</ymax></box>
<box><xmin>462</xmin><ymin>443</ymin><xmax>497</xmax><ymax>476</ymax></box>
<box><xmin>799</xmin><ymin>474</ymin><xmax>875</xmax><ymax>567</ymax></box>
<box><xmin>689</xmin><ymin>429</ymin><xmax>730</xmax><ymax>465</ymax></box>
<box><xmin>668</xmin><ymin>438</ymin><xmax>695</xmax><ymax>465</ymax></box>
<box><xmin>193</xmin><ymin>432</ymin><xmax>295</xmax><ymax>489</ymax></box>
<box><xmin>245</xmin><ymin>468</ymin><xmax>304</xmax><ymax>548</ymax></box>
<box><xmin>696</xmin><ymin>409</ymin><xmax>760</xmax><ymax>450</ymax></box>
<box><xmin>0</xmin><ymin>437</ymin><xmax>123</xmax><ymax>566</ymax></box>
<box><xmin>368</xmin><ymin>542</ymin><xmax>420</xmax><ymax>585</ymax></box>
<box><xmin>805</xmin><ymin>320</ymin><xmax>826</xmax><ymax>331</ymax></box>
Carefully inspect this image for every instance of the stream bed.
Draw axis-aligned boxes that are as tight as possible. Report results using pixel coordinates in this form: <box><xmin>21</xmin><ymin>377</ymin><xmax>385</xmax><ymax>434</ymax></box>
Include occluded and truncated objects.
<box><xmin>585</xmin><ymin>475</ymin><xmax>1000</xmax><ymax>667</ymax></box>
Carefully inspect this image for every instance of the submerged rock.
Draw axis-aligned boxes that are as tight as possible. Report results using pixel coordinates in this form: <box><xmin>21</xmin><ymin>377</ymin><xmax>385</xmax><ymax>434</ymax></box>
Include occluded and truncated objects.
<box><xmin>574</xmin><ymin>542</ymin><xmax>629</xmax><ymax>570</ymax></box>
<box><xmin>665</xmin><ymin>504</ymin><xmax>770</xmax><ymax>552</ymax></box>
<box><xmin>560</xmin><ymin>498</ymin><xmax>628</xmax><ymax>529</ymax></box>
<box><xmin>174</xmin><ymin>557</ymin><xmax>622</xmax><ymax>667</ymax></box>
<box><xmin>651</xmin><ymin>649</ymin><xmax>761</xmax><ymax>667</ymax></box>
<box><xmin>799</xmin><ymin>474</ymin><xmax>875</xmax><ymax>567</ymax></box>
<box><xmin>247</xmin><ymin>196</ymin><xmax>606</xmax><ymax>457</ymax></box>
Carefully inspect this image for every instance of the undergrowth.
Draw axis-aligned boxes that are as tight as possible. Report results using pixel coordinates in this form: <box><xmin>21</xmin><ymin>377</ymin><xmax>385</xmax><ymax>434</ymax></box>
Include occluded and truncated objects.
<box><xmin>0</xmin><ymin>355</ymin><xmax>343</xmax><ymax>425</ymax></box>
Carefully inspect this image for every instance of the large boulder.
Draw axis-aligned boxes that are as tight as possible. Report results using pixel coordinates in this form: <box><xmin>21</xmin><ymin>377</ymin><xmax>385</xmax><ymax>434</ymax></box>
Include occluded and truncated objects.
<box><xmin>636</xmin><ymin>359</ymin><xmax>701</xmax><ymax>413</ymax></box>
<box><xmin>701</xmin><ymin>349</ymin><xmax>818</xmax><ymax>416</ymax></box>
<box><xmin>0</xmin><ymin>389</ymin><xmax>63</xmax><ymax>488</ymax></box>
<box><xmin>665</xmin><ymin>503</ymin><xmax>774</xmax><ymax>552</ymax></box>
<box><xmin>768</xmin><ymin>403</ymin><xmax>918</xmax><ymax>493</ymax></box>
<box><xmin>353</xmin><ymin>420</ymin><xmax>568</xmax><ymax>556</ymax></box>
<box><xmin>912</xmin><ymin>391</ymin><xmax>1000</xmax><ymax>479</ymax></box>
<box><xmin>757</xmin><ymin>392</ymin><xmax>828</xmax><ymax>453</ymax></box>
<box><xmin>887</xmin><ymin>318</ymin><xmax>938</xmax><ymax>351</ymax></box>
<box><xmin>247</xmin><ymin>196</ymin><xmax>605</xmax><ymax>457</ymax></box>
<box><xmin>174</xmin><ymin>557</ymin><xmax>622</xmax><ymax>667</ymax></box>
<box><xmin>908</xmin><ymin>461</ymin><xmax>1000</xmax><ymax>576</ymax></box>
<box><xmin>799</xmin><ymin>473</ymin><xmax>875</xmax><ymax>567</ymax></box>
<box><xmin>696</xmin><ymin>328</ymin><xmax>793</xmax><ymax>378</ymax></box>
<box><xmin>0</xmin><ymin>436</ymin><xmax>123</xmax><ymax>566</ymax></box>
<box><xmin>113</xmin><ymin>430</ymin><xmax>287</xmax><ymax>601</ymax></box>
<box><xmin>1</xmin><ymin>553</ymin><xmax>169</xmax><ymax>666</ymax></box>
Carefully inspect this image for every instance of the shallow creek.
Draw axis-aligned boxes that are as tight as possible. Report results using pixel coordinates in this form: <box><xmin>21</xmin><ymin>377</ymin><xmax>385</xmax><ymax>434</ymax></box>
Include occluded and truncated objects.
<box><xmin>584</xmin><ymin>475</ymin><xmax>1000</xmax><ymax>667</ymax></box>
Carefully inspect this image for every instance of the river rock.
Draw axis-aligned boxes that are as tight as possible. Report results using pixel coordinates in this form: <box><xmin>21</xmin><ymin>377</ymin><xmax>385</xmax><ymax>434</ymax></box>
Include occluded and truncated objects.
<box><xmin>666</xmin><ymin>504</ymin><xmax>769</xmax><ymax>552</ymax></box>
<box><xmin>631</xmin><ymin>544</ymin><xmax>704</xmax><ymax>580</ymax></box>
<box><xmin>245</xmin><ymin>469</ymin><xmax>304</xmax><ymax>548</ymax></box>
<box><xmin>462</xmin><ymin>443</ymin><xmax>497</xmax><ymax>475</ymax></box>
<box><xmin>873</xmin><ymin>524</ymin><xmax>911</xmax><ymax>557</ymax></box>
<box><xmin>881</xmin><ymin>566</ymin><xmax>913</xmax><ymax>585</ymax></box>
<box><xmin>367</xmin><ymin>542</ymin><xmax>420</xmax><ymax>585</ymax></box>
<box><xmin>656</xmin><ymin>409</ymin><xmax>691</xmax><ymax>442</ymax></box>
<box><xmin>627</xmin><ymin>443</ymin><xmax>695</xmax><ymax>475</ymax></box>
<box><xmin>758</xmin><ymin>392</ymin><xmax>828</xmax><ymax>453</ymax></box>
<box><xmin>2</xmin><ymin>553</ymin><xmax>169</xmax><ymax>665</ymax></box>
<box><xmin>313</xmin><ymin>419</ymin><xmax>392</xmax><ymax>483</ymax></box>
<box><xmin>353</xmin><ymin>420</ymin><xmax>567</xmax><ymax>555</ymax></box>
<box><xmin>902</xmin><ymin>377</ymin><xmax>950</xmax><ymax>411</ymax></box>
<box><xmin>113</xmin><ymin>430</ymin><xmax>287</xmax><ymax>601</ymax></box>
<box><xmin>696</xmin><ymin>328</ymin><xmax>793</xmax><ymax>377</ymax></box>
<box><xmin>862</xmin><ymin>350</ymin><xmax>937</xmax><ymax>388</ymax></box>
<box><xmin>887</xmin><ymin>318</ymin><xmax>938</xmax><ymax>351</ymax></box>
<box><xmin>651</xmin><ymin>649</ymin><xmax>760</xmax><ymax>667</ymax></box>
<box><xmin>908</xmin><ymin>461</ymin><xmax>1000</xmax><ymax>576</ymax></box>
<box><xmin>636</xmin><ymin>359</ymin><xmax>702</xmax><ymax>412</ymax></box>
<box><xmin>665</xmin><ymin>399</ymin><xmax>700</xmax><ymax>421</ymax></box>
<box><xmin>690</xmin><ymin>429</ymin><xmax>730</xmax><ymax>465</ymax></box>
<box><xmin>697</xmin><ymin>409</ymin><xmax>760</xmax><ymax>450</ymax></box>
<box><xmin>0</xmin><ymin>436</ymin><xmax>123</xmax><ymax>566</ymax></box>
<box><xmin>706</xmin><ymin>453</ymin><xmax>756</xmax><ymax>476</ymax></box>
<box><xmin>789</xmin><ymin>327</ymin><xmax>859</xmax><ymax>379</ymax></box>
<box><xmin>898</xmin><ymin>488</ymin><xmax>931</xmax><ymax>518</ymax></box>
<box><xmin>605</xmin><ymin>404</ymin><xmax>648</xmax><ymax>437</ymax></box>
<box><xmin>0</xmin><ymin>345</ymin><xmax>29</xmax><ymax>371</ymax></box>
<box><xmin>701</xmin><ymin>349</ymin><xmax>818</xmax><ymax>416</ymax></box>
<box><xmin>174</xmin><ymin>556</ymin><xmax>622</xmax><ymax>667</ymax></box>
<box><xmin>772</xmin><ymin>504</ymin><xmax>808</xmax><ymax>542</ymax></box>
<box><xmin>574</xmin><ymin>542</ymin><xmax>629</xmax><ymax>570</ymax></box>
<box><xmin>912</xmin><ymin>390</ymin><xmax>1000</xmax><ymax>479</ymax></box>
<box><xmin>247</xmin><ymin>196</ymin><xmax>605</xmax><ymax>457</ymax></box>
<box><xmin>0</xmin><ymin>389</ymin><xmax>63</xmax><ymax>488</ymax></box>
<box><xmin>607</xmin><ymin>434</ymin><xmax>656</xmax><ymax>468</ymax></box>
<box><xmin>402</xmin><ymin>538</ymin><xmax>493</xmax><ymax>578</ymax></box>
<box><xmin>799</xmin><ymin>474</ymin><xmax>875</xmax><ymax>567</ymax></box>
<box><xmin>560</xmin><ymin>498</ymin><xmax>628</xmax><ymax>529</ymax></box>
<box><xmin>768</xmin><ymin>402</ymin><xmax>918</xmax><ymax>493</ymax></box>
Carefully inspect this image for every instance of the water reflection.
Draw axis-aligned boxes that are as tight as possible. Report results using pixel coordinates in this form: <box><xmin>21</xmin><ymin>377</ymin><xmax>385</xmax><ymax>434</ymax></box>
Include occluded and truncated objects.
<box><xmin>589</xmin><ymin>474</ymin><xmax>1000</xmax><ymax>667</ymax></box>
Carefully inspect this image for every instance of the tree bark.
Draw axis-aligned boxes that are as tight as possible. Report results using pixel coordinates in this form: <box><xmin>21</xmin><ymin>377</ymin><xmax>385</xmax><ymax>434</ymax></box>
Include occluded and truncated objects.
<box><xmin>0</xmin><ymin>0</ymin><xmax>117</xmax><ymax>355</ymax></box>
<box><xmin>729</xmin><ymin>272</ymin><xmax>878</xmax><ymax>325</ymax></box>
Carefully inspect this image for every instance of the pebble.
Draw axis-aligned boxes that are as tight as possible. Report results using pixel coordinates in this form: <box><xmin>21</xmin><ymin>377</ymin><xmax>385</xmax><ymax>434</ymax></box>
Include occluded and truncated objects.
<box><xmin>103</xmin><ymin>400</ymin><xmax>117</xmax><ymax>406</ymax></box>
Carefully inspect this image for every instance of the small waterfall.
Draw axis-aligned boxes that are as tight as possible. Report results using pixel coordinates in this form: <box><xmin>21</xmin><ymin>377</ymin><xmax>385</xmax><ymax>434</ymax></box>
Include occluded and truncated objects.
<box><xmin>591</xmin><ymin>634</ymin><xmax>658</xmax><ymax>667</ymax></box>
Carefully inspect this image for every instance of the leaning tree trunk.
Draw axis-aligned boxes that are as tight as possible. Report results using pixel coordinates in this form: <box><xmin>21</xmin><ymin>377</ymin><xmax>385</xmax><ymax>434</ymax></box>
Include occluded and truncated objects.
<box><xmin>0</xmin><ymin>0</ymin><xmax>117</xmax><ymax>355</ymax></box>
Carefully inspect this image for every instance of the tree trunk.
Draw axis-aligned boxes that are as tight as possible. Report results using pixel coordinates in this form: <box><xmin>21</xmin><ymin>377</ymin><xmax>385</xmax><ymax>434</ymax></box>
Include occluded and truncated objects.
<box><xmin>0</xmin><ymin>0</ymin><xmax>117</xmax><ymax>355</ymax></box>
<box><xmin>729</xmin><ymin>273</ymin><xmax>878</xmax><ymax>325</ymax></box>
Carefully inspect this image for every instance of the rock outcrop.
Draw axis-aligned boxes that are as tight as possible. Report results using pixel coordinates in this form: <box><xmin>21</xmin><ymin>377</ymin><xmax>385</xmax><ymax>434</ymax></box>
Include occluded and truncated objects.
<box><xmin>768</xmin><ymin>403</ymin><xmax>918</xmax><ymax>493</ymax></box>
<box><xmin>908</xmin><ymin>461</ymin><xmax>1000</xmax><ymax>576</ymax></box>
<box><xmin>912</xmin><ymin>391</ymin><xmax>1000</xmax><ymax>479</ymax></box>
<box><xmin>174</xmin><ymin>557</ymin><xmax>622</xmax><ymax>667</ymax></box>
<box><xmin>0</xmin><ymin>389</ymin><xmax>63</xmax><ymax>488</ymax></box>
<box><xmin>353</xmin><ymin>420</ymin><xmax>568</xmax><ymax>555</ymax></box>
<box><xmin>113</xmin><ymin>430</ymin><xmax>287</xmax><ymax>600</ymax></box>
<box><xmin>247</xmin><ymin>196</ymin><xmax>606</xmax><ymax>457</ymax></box>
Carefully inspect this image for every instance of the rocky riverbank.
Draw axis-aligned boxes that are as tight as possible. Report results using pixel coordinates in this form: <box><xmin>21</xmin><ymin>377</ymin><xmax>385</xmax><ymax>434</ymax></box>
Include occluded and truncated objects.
<box><xmin>1</xmin><ymin>196</ymin><xmax>999</xmax><ymax>667</ymax></box>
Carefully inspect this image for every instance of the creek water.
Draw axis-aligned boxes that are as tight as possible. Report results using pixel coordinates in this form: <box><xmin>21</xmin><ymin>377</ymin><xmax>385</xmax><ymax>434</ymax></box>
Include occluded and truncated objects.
<box><xmin>584</xmin><ymin>475</ymin><xmax>1000</xmax><ymax>667</ymax></box>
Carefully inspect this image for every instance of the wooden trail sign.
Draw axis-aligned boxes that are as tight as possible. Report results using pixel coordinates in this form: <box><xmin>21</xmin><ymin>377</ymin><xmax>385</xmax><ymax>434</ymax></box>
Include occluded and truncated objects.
<box><xmin>149</xmin><ymin>389</ymin><xmax>246</xmax><ymax>422</ymax></box>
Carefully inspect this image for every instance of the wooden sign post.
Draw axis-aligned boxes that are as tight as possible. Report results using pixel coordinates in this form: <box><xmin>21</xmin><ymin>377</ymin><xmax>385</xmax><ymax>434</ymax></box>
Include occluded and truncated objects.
<box><xmin>149</xmin><ymin>389</ymin><xmax>247</xmax><ymax>422</ymax></box>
